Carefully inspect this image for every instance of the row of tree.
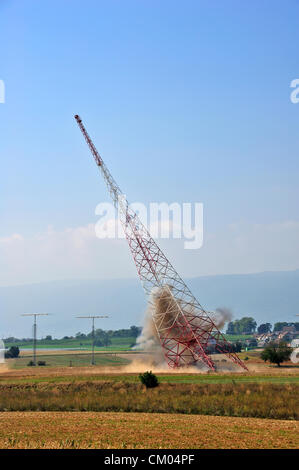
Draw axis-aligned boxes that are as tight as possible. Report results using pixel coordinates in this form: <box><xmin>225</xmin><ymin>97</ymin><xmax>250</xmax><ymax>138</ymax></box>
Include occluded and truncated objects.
<box><xmin>273</xmin><ymin>322</ymin><xmax>299</xmax><ymax>332</ymax></box>
<box><xmin>226</xmin><ymin>317</ymin><xmax>257</xmax><ymax>335</ymax></box>
<box><xmin>226</xmin><ymin>318</ymin><xmax>299</xmax><ymax>335</ymax></box>
<box><xmin>74</xmin><ymin>325</ymin><xmax>142</xmax><ymax>347</ymax></box>
<box><xmin>4</xmin><ymin>325</ymin><xmax>142</xmax><ymax>344</ymax></box>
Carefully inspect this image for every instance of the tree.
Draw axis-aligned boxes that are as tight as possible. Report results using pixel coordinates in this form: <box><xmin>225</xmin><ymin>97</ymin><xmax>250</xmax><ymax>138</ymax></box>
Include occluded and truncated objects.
<box><xmin>4</xmin><ymin>337</ymin><xmax>18</xmax><ymax>344</ymax></box>
<box><xmin>257</xmin><ymin>323</ymin><xmax>272</xmax><ymax>334</ymax></box>
<box><xmin>75</xmin><ymin>332</ymin><xmax>86</xmax><ymax>339</ymax></box>
<box><xmin>226</xmin><ymin>322</ymin><xmax>235</xmax><ymax>335</ymax></box>
<box><xmin>5</xmin><ymin>346</ymin><xmax>20</xmax><ymax>359</ymax></box>
<box><xmin>238</xmin><ymin>317</ymin><xmax>257</xmax><ymax>334</ymax></box>
<box><xmin>261</xmin><ymin>342</ymin><xmax>292</xmax><ymax>367</ymax></box>
<box><xmin>273</xmin><ymin>322</ymin><xmax>288</xmax><ymax>332</ymax></box>
<box><xmin>94</xmin><ymin>330</ymin><xmax>111</xmax><ymax>347</ymax></box>
<box><xmin>226</xmin><ymin>317</ymin><xmax>257</xmax><ymax>335</ymax></box>
<box><xmin>130</xmin><ymin>325</ymin><xmax>141</xmax><ymax>337</ymax></box>
<box><xmin>45</xmin><ymin>335</ymin><xmax>52</xmax><ymax>341</ymax></box>
<box><xmin>139</xmin><ymin>371</ymin><xmax>159</xmax><ymax>388</ymax></box>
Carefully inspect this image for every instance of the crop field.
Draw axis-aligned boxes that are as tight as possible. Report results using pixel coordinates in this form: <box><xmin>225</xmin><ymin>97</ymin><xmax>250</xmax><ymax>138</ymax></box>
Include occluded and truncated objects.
<box><xmin>0</xmin><ymin>381</ymin><xmax>298</xmax><ymax>420</ymax></box>
<box><xmin>0</xmin><ymin>412</ymin><xmax>297</xmax><ymax>449</ymax></box>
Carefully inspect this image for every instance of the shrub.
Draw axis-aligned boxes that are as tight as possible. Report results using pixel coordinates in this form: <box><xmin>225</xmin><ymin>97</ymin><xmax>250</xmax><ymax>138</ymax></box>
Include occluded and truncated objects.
<box><xmin>139</xmin><ymin>371</ymin><xmax>159</xmax><ymax>388</ymax></box>
<box><xmin>37</xmin><ymin>361</ymin><xmax>46</xmax><ymax>366</ymax></box>
<box><xmin>27</xmin><ymin>360</ymin><xmax>35</xmax><ymax>367</ymax></box>
<box><xmin>4</xmin><ymin>346</ymin><xmax>20</xmax><ymax>359</ymax></box>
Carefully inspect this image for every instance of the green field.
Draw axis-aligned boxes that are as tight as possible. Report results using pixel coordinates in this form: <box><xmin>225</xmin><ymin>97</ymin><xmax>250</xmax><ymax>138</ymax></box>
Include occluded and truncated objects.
<box><xmin>6</xmin><ymin>336</ymin><xmax>136</xmax><ymax>351</ymax></box>
<box><xmin>9</xmin><ymin>353</ymin><xmax>130</xmax><ymax>369</ymax></box>
<box><xmin>224</xmin><ymin>334</ymin><xmax>253</xmax><ymax>342</ymax></box>
<box><xmin>1</xmin><ymin>368</ymin><xmax>299</xmax><ymax>385</ymax></box>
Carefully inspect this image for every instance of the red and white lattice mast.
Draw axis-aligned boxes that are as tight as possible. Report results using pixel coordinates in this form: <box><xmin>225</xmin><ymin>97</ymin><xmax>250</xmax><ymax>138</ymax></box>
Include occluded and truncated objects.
<box><xmin>74</xmin><ymin>115</ymin><xmax>247</xmax><ymax>371</ymax></box>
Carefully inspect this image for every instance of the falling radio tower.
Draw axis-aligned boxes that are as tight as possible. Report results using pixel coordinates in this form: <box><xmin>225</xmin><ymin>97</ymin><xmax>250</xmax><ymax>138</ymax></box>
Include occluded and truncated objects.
<box><xmin>74</xmin><ymin>115</ymin><xmax>247</xmax><ymax>371</ymax></box>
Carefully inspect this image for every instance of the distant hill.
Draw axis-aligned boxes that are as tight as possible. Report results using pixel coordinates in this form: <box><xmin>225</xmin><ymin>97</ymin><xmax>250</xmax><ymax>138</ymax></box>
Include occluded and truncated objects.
<box><xmin>1</xmin><ymin>270</ymin><xmax>298</xmax><ymax>338</ymax></box>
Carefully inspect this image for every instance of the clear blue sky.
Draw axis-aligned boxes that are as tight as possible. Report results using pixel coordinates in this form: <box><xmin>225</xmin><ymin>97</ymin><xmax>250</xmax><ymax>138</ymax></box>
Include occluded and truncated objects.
<box><xmin>1</xmin><ymin>0</ymin><xmax>299</xmax><ymax>285</ymax></box>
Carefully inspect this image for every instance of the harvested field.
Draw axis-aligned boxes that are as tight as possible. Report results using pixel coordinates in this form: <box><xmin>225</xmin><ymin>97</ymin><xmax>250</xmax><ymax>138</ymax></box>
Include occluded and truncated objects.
<box><xmin>0</xmin><ymin>412</ymin><xmax>297</xmax><ymax>449</ymax></box>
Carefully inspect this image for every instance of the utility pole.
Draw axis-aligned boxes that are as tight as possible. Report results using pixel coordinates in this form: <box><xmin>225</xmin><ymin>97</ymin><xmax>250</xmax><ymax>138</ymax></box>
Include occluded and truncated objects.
<box><xmin>76</xmin><ymin>316</ymin><xmax>109</xmax><ymax>365</ymax></box>
<box><xmin>21</xmin><ymin>313</ymin><xmax>49</xmax><ymax>366</ymax></box>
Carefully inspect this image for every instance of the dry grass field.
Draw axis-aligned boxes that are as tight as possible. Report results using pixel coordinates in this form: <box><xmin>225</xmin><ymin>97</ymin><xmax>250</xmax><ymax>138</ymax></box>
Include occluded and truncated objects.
<box><xmin>0</xmin><ymin>381</ymin><xmax>297</xmax><ymax>419</ymax></box>
<box><xmin>0</xmin><ymin>412</ymin><xmax>297</xmax><ymax>449</ymax></box>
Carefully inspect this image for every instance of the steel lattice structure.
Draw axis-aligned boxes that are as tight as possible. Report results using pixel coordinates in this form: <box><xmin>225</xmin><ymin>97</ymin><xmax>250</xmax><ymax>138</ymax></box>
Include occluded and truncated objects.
<box><xmin>75</xmin><ymin>115</ymin><xmax>247</xmax><ymax>371</ymax></box>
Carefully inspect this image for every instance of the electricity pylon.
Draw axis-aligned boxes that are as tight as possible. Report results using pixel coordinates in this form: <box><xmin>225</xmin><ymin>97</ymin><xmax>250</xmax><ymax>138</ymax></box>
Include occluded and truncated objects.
<box><xmin>21</xmin><ymin>313</ymin><xmax>49</xmax><ymax>366</ymax></box>
<box><xmin>76</xmin><ymin>315</ymin><xmax>109</xmax><ymax>365</ymax></box>
<box><xmin>74</xmin><ymin>114</ymin><xmax>247</xmax><ymax>371</ymax></box>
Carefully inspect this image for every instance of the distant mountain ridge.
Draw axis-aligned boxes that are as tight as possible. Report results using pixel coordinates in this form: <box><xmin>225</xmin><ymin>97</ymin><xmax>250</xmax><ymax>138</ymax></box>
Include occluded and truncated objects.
<box><xmin>1</xmin><ymin>270</ymin><xmax>298</xmax><ymax>338</ymax></box>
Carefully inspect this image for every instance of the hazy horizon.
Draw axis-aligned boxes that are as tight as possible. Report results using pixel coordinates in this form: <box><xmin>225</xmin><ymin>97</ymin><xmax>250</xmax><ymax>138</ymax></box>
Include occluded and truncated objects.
<box><xmin>1</xmin><ymin>269</ymin><xmax>298</xmax><ymax>338</ymax></box>
<box><xmin>1</xmin><ymin>267</ymin><xmax>299</xmax><ymax>289</ymax></box>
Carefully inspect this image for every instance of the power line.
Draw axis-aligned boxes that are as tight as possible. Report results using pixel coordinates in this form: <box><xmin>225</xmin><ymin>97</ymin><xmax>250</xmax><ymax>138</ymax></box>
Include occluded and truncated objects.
<box><xmin>76</xmin><ymin>316</ymin><xmax>109</xmax><ymax>365</ymax></box>
<box><xmin>21</xmin><ymin>313</ymin><xmax>50</xmax><ymax>366</ymax></box>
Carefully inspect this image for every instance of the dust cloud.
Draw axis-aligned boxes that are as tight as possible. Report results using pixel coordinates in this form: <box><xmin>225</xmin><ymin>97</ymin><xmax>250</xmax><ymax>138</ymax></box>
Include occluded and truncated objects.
<box><xmin>210</xmin><ymin>307</ymin><xmax>233</xmax><ymax>331</ymax></box>
<box><xmin>132</xmin><ymin>286</ymin><xmax>234</xmax><ymax>371</ymax></box>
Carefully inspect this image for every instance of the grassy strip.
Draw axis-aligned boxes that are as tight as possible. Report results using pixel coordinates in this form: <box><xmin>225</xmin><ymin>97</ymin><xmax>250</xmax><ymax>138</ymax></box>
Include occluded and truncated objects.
<box><xmin>0</xmin><ymin>382</ymin><xmax>297</xmax><ymax>420</ymax></box>
<box><xmin>1</xmin><ymin>372</ymin><xmax>299</xmax><ymax>385</ymax></box>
